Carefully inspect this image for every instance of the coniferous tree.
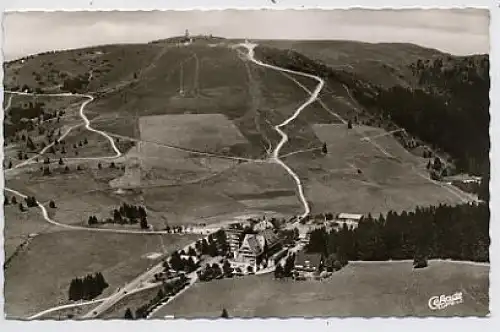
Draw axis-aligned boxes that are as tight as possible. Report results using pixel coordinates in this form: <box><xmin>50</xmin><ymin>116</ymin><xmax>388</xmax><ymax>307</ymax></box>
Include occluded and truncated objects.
<box><xmin>283</xmin><ymin>255</ymin><xmax>295</xmax><ymax>277</ymax></box>
<box><xmin>68</xmin><ymin>279</ymin><xmax>77</xmax><ymax>301</ymax></box>
<box><xmin>156</xmin><ymin>288</ymin><xmax>165</xmax><ymax>301</ymax></box>
<box><xmin>201</xmin><ymin>238</ymin><xmax>210</xmax><ymax>255</ymax></box>
<box><xmin>274</xmin><ymin>264</ymin><xmax>284</xmax><ymax>279</ymax></box>
<box><xmin>124</xmin><ymin>308</ymin><xmax>134</xmax><ymax>319</ymax></box>
<box><xmin>113</xmin><ymin>209</ymin><xmax>122</xmax><ymax>223</ymax></box>
<box><xmin>26</xmin><ymin>136</ymin><xmax>36</xmax><ymax>150</ymax></box>
<box><xmin>140</xmin><ymin>216</ymin><xmax>149</xmax><ymax>229</ymax></box>
<box><xmin>188</xmin><ymin>246</ymin><xmax>197</xmax><ymax>257</ymax></box>
<box><xmin>162</xmin><ymin>261</ymin><xmax>170</xmax><ymax>272</ymax></box>
<box><xmin>223</xmin><ymin>260</ymin><xmax>232</xmax><ymax>277</ymax></box>
<box><xmin>170</xmin><ymin>251</ymin><xmax>184</xmax><ymax>271</ymax></box>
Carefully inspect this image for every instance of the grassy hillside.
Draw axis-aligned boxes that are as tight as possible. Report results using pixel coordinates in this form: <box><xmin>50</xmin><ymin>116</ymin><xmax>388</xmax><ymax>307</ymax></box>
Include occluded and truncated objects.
<box><xmin>254</xmin><ymin>42</ymin><xmax>489</xmax><ymax>179</ymax></box>
<box><xmin>4</xmin><ymin>38</ymin><xmax>485</xmax><ymax>210</ymax></box>
<box><xmin>259</xmin><ymin>39</ymin><xmax>445</xmax><ymax>88</ymax></box>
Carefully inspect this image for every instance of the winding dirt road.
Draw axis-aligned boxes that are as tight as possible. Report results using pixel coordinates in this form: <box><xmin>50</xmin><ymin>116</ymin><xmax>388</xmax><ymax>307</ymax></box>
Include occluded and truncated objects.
<box><xmin>239</xmin><ymin>41</ymin><xmax>325</xmax><ymax>220</ymax></box>
<box><xmin>3</xmin><ymin>90</ymin><xmax>179</xmax><ymax>235</ymax></box>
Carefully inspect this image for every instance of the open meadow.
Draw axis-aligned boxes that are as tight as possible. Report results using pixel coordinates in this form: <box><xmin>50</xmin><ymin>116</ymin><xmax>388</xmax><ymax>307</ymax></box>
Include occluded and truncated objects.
<box><xmin>284</xmin><ymin>124</ymin><xmax>468</xmax><ymax>216</ymax></box>
<box><xmin>139</xmin><ymin>113</ymin><xmax>249</xmax><ymax>156</ymax></box>
<box><xmin>4</xmin><ymin>231</ymin><xmax>200</xmax><ymax>318</ymax></box>
<box><xmin>153</xmin><ymin>260</ymin><xmax>489</xmax><ymax>318</ymax></box>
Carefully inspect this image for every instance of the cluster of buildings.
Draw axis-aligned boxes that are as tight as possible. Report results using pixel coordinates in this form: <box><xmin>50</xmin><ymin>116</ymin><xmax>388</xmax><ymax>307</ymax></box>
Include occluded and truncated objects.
<box><xmin>223</xmin><ymin>212</ymin><xmax>363</xmax><ymax>275</ymax></box>
<box><xmin>308</xmin><ymin>213</ymin><xmax>364</xmax><ymax>232</ymax></box>
<box><xmin>297</xmin><ymin>213</ymin><xmax>364</xmax><ymax>245</ymax></box>
<box><xmin>225</xmin><ymin>218</ymin><xmax>285</xmax><ymax>272</ymax></box>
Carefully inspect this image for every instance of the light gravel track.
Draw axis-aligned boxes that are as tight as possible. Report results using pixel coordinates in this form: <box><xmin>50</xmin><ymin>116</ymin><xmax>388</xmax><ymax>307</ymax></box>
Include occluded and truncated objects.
<box><xmin>239</xmin><ymin>41</ymin><xmax>325</xmax><ymax>220</ymax></box>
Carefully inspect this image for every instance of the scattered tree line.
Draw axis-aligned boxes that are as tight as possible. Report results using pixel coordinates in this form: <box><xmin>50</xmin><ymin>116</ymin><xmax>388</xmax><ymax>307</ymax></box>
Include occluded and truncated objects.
<box><xmin>274</xmin><ymin>254</ymin><xmax>296</xmax><ymax>279</ymax></box>
<box><xmin>24</xmin><ymin>196</ymin><xmax>38</xmax><ymax>208</ymax></box>
<box><xmin>131</xmin><ymin>274</ymin><xmax>189</xmax><ymax>319</ymax></box>
<box><xmin>4</xmin><ymin>196</ymin><xmax>17</xmax><ymax>206</ymax></box>
<box><xmin>5</xmin><ymin>195</ymin><xmax>38</xmax><ymax>212</ymax></box>
<box><xmin>168</xmin><ymin>251</ymin><xmax>199</xmax><ymax>273</ymax></box>
<box><xmin>163</xmin><ymin>225</ymin><xmax>185</xmax><ymax>234</ymax></box>
<box><xmin>112</xmin><ymin>203</ymin><xmax>147</xmax><ymax>225</ymax></box>
<box><xmin>68</xmin><ymin>272</ymin><xmax>109</xmax><ymax>301</ymax></box>
<box><xmin>281</xmin><ymin>228</ymin><xmax>300</xmax><ymax>247</ymax></box>
<box><xmin>197</xmin><ymin>262</ymin><xmax>223</xmax><ymax>281</ymax></box>
<box><xmin>88</xmin><ymin>203</ymin><xmax>149</xmax><ymax>229</ymax></box>
<box><xmin>5</xmin><ymin>102</ymin><xmax>63</xmax><ymax>140</ymax></box>
<box><xmin>193</xmin><ymin>230</ymin><xmax>228</xmax><ymax>257</ymax></box>
<box><xmin>306</xmin><ymin>202</ymin><xmax>489</xmax><ymax>264</ymax></box>
<box><xmin>62</xmin><ymin>75</ymin><xmax>89</xmax><ymax>93</ymax></box>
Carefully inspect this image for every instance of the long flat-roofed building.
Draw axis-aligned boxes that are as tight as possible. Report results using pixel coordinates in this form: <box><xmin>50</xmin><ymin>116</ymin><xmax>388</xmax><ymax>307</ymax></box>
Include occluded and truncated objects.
<box><xmin>225</xmin><ymin>223</ymin><xmax>244</xmax><ymax>255</ymax></box>
<box><xmin>335</xmin><ymin>213</ymin><xmax>364</xmax><ymax>229</ymax></box>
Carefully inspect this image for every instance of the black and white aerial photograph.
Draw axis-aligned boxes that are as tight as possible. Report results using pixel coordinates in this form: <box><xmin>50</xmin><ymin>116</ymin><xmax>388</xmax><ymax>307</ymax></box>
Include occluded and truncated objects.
<box><xmin>2</xmin><ymin>9</ymin><xmax>490</xmax><ymax>319</ymax></box>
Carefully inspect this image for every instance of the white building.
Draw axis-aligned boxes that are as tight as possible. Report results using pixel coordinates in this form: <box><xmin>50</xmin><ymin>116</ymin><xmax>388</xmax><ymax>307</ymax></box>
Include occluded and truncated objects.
<box><xmin>335</xmin><ymin>213</ymin><xmax>364</xmax><ymax>229</ymax></box>
<box><xmin>232</xmin><ymin>229</ymin><xmax>282</xmax><ymax>270</ymax></box>
<box><xmin>253</xmin><ymin>219</ymin><xmax>274</xmax><ymax>232</ymax></box>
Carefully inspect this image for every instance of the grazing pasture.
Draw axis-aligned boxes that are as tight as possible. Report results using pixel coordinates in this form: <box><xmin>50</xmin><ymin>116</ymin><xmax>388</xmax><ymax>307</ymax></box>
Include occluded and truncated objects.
<box><xmin>283</xmin><ymin>124</ymin><xmax>466</xmax><ymax>216</ymax></box>
<box><xmin>139</xmin><ymin>113</ymin><xmax>249</xmax><ymax>155</ymax></box>
<box><xmin>4</xmin><ymin>231</ymin><xmax>200</xmax><ymax>318</ymax></box>
<box><xmin>153</xmin><ymin>260</ymin><xmax>489</xmax><ymax>318</ymax></box>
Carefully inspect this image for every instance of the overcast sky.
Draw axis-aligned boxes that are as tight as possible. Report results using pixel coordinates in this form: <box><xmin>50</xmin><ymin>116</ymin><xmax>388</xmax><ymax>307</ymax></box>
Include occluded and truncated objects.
<box><xmin>2</xmin><ymin>9</ymin><xmax>489</xmax><ymax>60</ymax></box>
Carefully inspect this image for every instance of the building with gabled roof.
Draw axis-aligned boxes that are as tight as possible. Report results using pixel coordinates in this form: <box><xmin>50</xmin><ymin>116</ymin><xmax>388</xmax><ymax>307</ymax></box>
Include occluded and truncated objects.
<box><xmin>261</xmin><ymin>229</ymin><xmax>281</xmax><ymax>248</ymax></box>
<box><xmin>293</xmin><ymin>251</ymin><xmax>323</xmax><ymax>279</ymax></box>
<box><xmin>225</xmin><ymin>223</ymin><xmax>245</xmax><ymax>255</ymax></box>
<box><xmin>233</xmin><ymin>229</ymin><xmax>284</xmax><ymax>270</ymax></box>
<box><xmin>235</xmin><ymin>234</ymin><xmax>264</xmax><ymax>267</ymax></box>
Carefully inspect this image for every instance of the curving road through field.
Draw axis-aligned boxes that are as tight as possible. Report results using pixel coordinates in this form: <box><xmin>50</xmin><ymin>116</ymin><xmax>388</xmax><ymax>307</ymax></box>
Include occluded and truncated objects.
<box><xmin>3</xmin><ymin>91</ymin><xmax>180</xmax><ymax>235</ymax></box>
<box><xmin>239</xmin><ymin>41</ymin><xmax>325</xmax><ymax>220</ymax></box>
<box><xmin>27</xmin><ymin>281</ymin><xmax>162</xmax><ymax>320</ymax></box>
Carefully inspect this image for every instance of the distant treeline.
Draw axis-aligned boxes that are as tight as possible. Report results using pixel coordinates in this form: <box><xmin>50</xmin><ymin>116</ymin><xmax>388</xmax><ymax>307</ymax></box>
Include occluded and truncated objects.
<box><xmin>356</xmin><ymin>55</ymin><xmax>489</xmax><ymax>176</ymax></box>
<box><xmin>306</xmin><ymin>202</ymin><xmax>489</xmax><ymax>263</ymax></box>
